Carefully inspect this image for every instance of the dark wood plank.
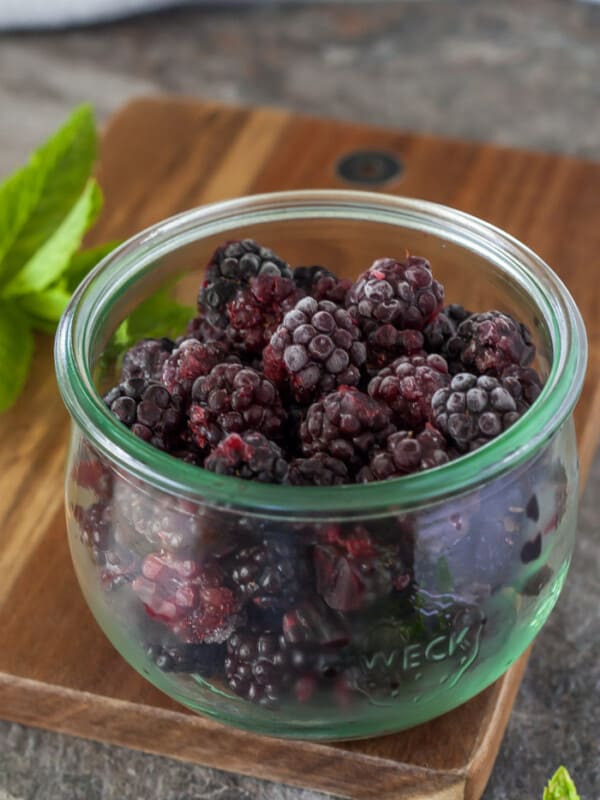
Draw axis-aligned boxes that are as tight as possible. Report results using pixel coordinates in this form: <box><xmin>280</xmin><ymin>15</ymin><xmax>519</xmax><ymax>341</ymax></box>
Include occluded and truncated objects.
<box><xmin>1</xmin><ymin>97</ymin><xmax>599</xmax><ymax>800</ymax></box>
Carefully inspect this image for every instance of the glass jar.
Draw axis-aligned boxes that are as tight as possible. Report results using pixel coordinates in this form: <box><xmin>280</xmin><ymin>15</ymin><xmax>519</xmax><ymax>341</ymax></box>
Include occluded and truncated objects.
<box><xmin>55</xmin><ymin>191</ymin><xmax>587</xmax><ymax>740</ymax></box>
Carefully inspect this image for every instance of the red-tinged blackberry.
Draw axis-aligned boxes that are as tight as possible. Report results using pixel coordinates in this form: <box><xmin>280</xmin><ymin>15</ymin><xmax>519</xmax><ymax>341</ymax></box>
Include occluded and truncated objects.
<box><xmin>423</xmin><ymin>304</ymin><xmax>471</xmax><ymax>356</ymax></box>
<box><xmin>314</xmin><ymin>525</ymin><xmax>412</xmax><ymax>612</ymax></box>
<box><xmin>183</xmin><ymin>315</ymin><xmax>228</xmax><ymax>344</ymax></box>
<box><xmin>204</xmin><ymin>431</ymin><xmax>289</xmax><ymax>484</ymax></box>
<box><xmin>446</xmin><ymin>310</ymin><xmax>535</xmax><ymax>376</ymax></box>
<box><xmin>71</xmin><ymin>443</ymin><xmax>112</xmax><ymax>499</ymax></box>
<box><xmin>104</xmin><ymin>378</ymin><xmax>184</xmax><ymax>451</ymax></box>
<box><xmin>225</xmin><ymin>273</ymin><xmax>302</xmax><ymax>355</ymax></box>
<box><xmin>501</xmin><ymin>365</ymin><xmax>543</xmax><ymax>405</ymax></box>
<box><xmin>121</xmin><ymin>337</ymin><xmax>175</xmax><ymax>382</ymax></box>
<box><xmin>346</xmin><ymin>255</ymin><xmax>444</xmax><ymax>364</ymax></box>
<box><xmin>293</xmin><ymin>265</ymin><xmax>353</xmax><ymax>305</ymax></box>
<box><xmin>161</xmin><ymin>338</ymin><xmax>233</xmax><ymax>396</ymax></box>
<box><xmin>287</xmin><ymin>453</ymin><xmax>350</xmax><ymax>486</ymax></box>
<box><xmin>367</xmin><ymin>353</ymin><xmax>450</xmax><ymax>429</ymax></box>
<box><xmin>188</xmin><ymin>364</ymin><xmax>285</xmax><ymax>450</ymax></box>
<box><xmin>264</xmin><ymin>297</ymin><xmax>367</xmax><ymax>404</ymax></box>
<box><xmin>431</xmin><ymin>372</ymin><xmax>527</xmax><ymax>452</ymax></box>
<box><xmin>358</xmin><ymin>425</ymin><xmax>450</xmax><ymax>482</ymax></box>
<box><xmin>229</xmin><ymin>536</ymin><xmax>312</xmax><ymax>609</ymax></box>
<box><xmin>146</xmin><ymin>642</ymin><xmax>224</xmax><ymax>676</ymax></box>
<box><xmin>199</xmin><ymin>238</ymin><xmax>292</xmax><ymax>324</ymax></box>
<box><xmin>300</xmin><ymin>387</ymin><xmax>394</xmax><ymax>474</ymax></box>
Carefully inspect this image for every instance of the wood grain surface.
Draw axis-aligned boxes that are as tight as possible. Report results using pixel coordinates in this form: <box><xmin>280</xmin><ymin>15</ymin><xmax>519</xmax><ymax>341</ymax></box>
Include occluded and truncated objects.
<box><xmin>1</xmin><ymin>97</ymin><xmax>599</xmax><ymax>800</ymax></box>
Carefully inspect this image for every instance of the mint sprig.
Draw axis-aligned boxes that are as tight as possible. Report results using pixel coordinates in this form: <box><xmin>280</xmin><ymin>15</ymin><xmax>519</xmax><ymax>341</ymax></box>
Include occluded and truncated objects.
<box><xmin>544</xmin><ymin>767</ymin><xmax>581</xmax><ymax>800</ymax></box>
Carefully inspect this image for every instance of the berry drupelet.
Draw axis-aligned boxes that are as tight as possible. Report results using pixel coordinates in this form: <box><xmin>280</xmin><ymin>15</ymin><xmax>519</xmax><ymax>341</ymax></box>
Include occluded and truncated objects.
<box><xmin>204</xmin><ymin>431</ymin><xmax>289</xmax><ymax>484</ymax></box>
<box><xmin>121</xmin><ymin>337</ymin><xmax>175</xmax><ymax>382</ymax></box>
<box><xmin>263</xmin><ymin>296</ymin><xmax>367</xmax><ymax>404</ymax></box>
<box><xmin>198</xmin><ymin>238</ymin><xmax>292</xmax><ymax>325</ymax></box>
<box><xmin>446</xmin><ymin>310</ymin><xmax>535</xmax><ymax>376</ymax></box>
<box><xmin>104</xmin><ymin>378</ymin><xmax>184</xmax><ymax>451</ymax></box>
<box><xmin>431</xmin><ymin>372</ymin><xmax>527</xmax><ymax>452</ymax></box>
<box><xmin>358</xmin><ymin>425</ymin><xmax>449</xmax><ymax>482</ymax></box>
<box><xmin>300</xmin><ymin>386</ymin><xmax>394</xmax><ymax>474</ymax></box>
<box><xmin>188</xmin><ymin>363</ymin><xmax>285</xmax><ymax>450</ymax></box>
<box><xmin>367</xmin><ymin>353</ymin><xmax>450</xmax><ymax>429</ymax></box>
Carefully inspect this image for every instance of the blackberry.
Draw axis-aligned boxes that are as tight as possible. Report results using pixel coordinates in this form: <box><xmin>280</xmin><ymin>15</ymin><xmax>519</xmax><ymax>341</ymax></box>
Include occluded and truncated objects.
<box><xmin>423</xmin><ymin>304</ymin><xmax>471</xmax><ymax>357</ymax></box>
<box><xmin>300</xmin><ymin>386</ymin><xmax>394</xmax><ymax>474</ymax></box>
<box><xmin>183</xmin><ymin>315</ymin><xmax>228</xmax><ymax>344</ymax></box>
<box><xmin>264</xmin><ymin>297</ymin><xmax>366</xmax><ymax>403</ymax></box>
<box><xmin>229</xmin><ymin>536</ymin><xmax>312</xmax><ymax>609</ymax></box>
<box><xmin>224</xmin><ymin>630</ymin><xmax>298</xmax><ymax>707</ymax></box>
<box><xmin>314</xmin><ymin>525</ymin><xmax>412</xmax><ymax>612</ymax></box>
<box><xmin>432</xmin><ymin>372</ymin><xmax>527</xmax><ymax>451</ymax></box>
<box><xmin>346</xmin><ymin>256</ymin><xmax>444</xmax><ymax>368</ymax></box>
<box><xmin>287</xmin><ymin>453</ymin><xmax>350</xmax><ymax>486</ymax></box>
<box><xmin>71</xmin><ymin>442</ymin><xmax>113</xmax><ymax>500</ymax></box>
<box><xmin>367</xmin><ymin>353</ymin><xmax>450</xmax><ymax>429</ymax></box>
<box><xmin>104</xmin><ymin>378</ymin><xmax>184</xmax><ymax>451</ymax></box>
<box><xmin>225</xmin><ymin>273</ymin><xmax>302</xmax><ymax>355</ymax></box>
<box><xmin>358</xmin><ymin>425</ymin><xmax>450</xmax><ymax>482</ymax></box>
<box><xmin>446</xmin><ymin>311</ymin><xmax>535</xmax><ymax>376</ymax></box>
<box><xmin>73</xmin><ymin>502</ymin><xmax>112</xmax><ymax>561</ymax></box>
<box><xmin>146</xmin><ymin>642</ymin><xmax>224</xmax><ymax>676</ymax></box>
<box><xmin>293</xmin><ymin>265</ymin><xmax>352</xmax><ymax>305</ymax></box>
<box><xmin>161</xmin><ymin>338</ymin><xmax>232</xmax><ymax>396</ymax></box>
<box><xmin>121</xmin><ymin>337</ymin><xmax>175</xmax><ymax>382</ymax></box>
<box><xmin>282</xmin><ymin>599</ymin><xmax>350</xmax><ymax>647</ymax></box>
<box><xmin>501</xmin><ymin>365</ymin><xmax>543</xmax><ymax>404</ymax></box>
<box><xmin>204</xmin><ymin>431</ymin><xmax>289</xmax><ymax>484</ymax></box>
<box><xmin>188</xmin><ymin>364</ymin><xmax>285</xmax><ymax>450</ymax></box>
<box><xmin>199</xmin><ymin>238</ymin><xmax>292</xmax><ymax>324</ymax></box>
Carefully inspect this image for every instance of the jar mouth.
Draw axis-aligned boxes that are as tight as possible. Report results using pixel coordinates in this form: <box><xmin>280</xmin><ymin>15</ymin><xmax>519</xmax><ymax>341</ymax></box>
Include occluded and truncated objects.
<box><xmin>55</xmin><ymin>190</ymin><xmax>587</xmax><ymax>515</ymax></box>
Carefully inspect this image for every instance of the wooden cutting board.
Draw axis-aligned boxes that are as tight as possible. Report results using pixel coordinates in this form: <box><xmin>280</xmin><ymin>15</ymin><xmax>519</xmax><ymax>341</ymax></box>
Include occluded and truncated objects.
<box><xmin>1</xmin><ymin>98</ymin><xmax>599</xmax><ymax>800</ymax></box>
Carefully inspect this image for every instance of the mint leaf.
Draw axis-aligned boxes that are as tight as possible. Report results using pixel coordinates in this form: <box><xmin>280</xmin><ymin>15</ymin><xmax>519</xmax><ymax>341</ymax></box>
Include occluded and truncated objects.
<box><xmin>116</xmin><ymin>285</ymin><xmax>195</xmax><ymax>346</ymax></box>
<box><xmin>3</xmin><ymin>179</ymin><xmax>102</xmax><ymax>297</ymax></box>
<box><xmin>64</xmin><ymin>241</ymin><xmax>120</xmax><ymax>292</ymax></box>
<box><xmin>544</xmin><ymin>767</ymin><xmax>581</xmax><ymax>800</ymax></box>
<box><xmin>0</xmin><ymin>303</ymin><xmax>34</xmax><ymax>412</ymax></box>
<box><xmin>17</xmin><ymin>285</ymin><xmax>72</xmax><ymax>326</ymax></box>
<box><xmin>0</xmin><ymin>105</ymin><xmax>96</xmax><ymax>289</ymax></box>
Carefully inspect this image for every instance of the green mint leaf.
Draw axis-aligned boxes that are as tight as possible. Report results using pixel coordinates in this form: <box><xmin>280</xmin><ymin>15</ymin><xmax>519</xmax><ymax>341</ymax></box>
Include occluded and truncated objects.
<box><xmin>117</xmin><ymin>285</ymin><xmax>195</xmax><ymax>346</ymax></box>
<box><xmin>0</xmin><ymin>303</ymin><xmax>34</xmax><ymax>412</ymax></box>
<box><xmin>64</xmin><ymin>241</ymin><xmax>120</xmax><ymax>292</ymax></box>
<box><xmin>0</xmin><ymin>105</ymin><xmax>96</xmax><ymax>289</ymax></box>
<box><xmin>544</xmin><ymin>767</ymin><xmax>581</xmax><ymax>800</ymax></box>
<box><xmin>17</xmin><ymin>285</ymin><xmax>72</xmax><ymax>327</ymax></box>
<box><xmin>3</xmin><ymin>179</ymin><xmax>102</xmax><ymax>297</ymax></box>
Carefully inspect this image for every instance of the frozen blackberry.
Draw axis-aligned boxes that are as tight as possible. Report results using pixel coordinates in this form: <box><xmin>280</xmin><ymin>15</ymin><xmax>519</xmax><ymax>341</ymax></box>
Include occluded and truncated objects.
<box><xmin>229</xmin><ymin>536</ymin><xmax>312</xmax><ymax>609</ymax></box>
<box><xmin>423</xmin><ymin>304</ymin><xmax>471</xmax><ymax>356</ymax></box>
<box><xmin>121</xmin><ymin>337</ymin><xmax>175</xmax><ymax>382</ymax></box>
<box><xmin>358</xmin><ymin>425</ymin><xmax>450</xmax><ymax>482</ymax></box>
<box><xmin>104</xmin><ymin>378</ymin><xmax>184</xmax><ymax>451</ymax></box>
<box><xmin>431</xmin><ymin>372</ymin><xmax>527</xmax><ymax>452</ymax></box>
<box><xmin>225</xmin><ymin>630</ymin><xmax>297</xmax><ymax>707</ymax></box>
<box><xmin>346</xmin><ymin>255</ymin><xmax>444</xmax><ymax>368</ymax></box>
<box><xmin>446</xmin><ymin>310</ymin><xmax>535</xmax><ymax>376</ymax></box>
<box><xmin>183</xmin><ymin>315</ymin><xmax>228</xmax><ymax>344</ymax></box>
<box><xmin>161</xmin><ymin>338</ymin><xmax>232</xmax><ymax>396</ymax></box>
<box><xmin>293</xmin><ymin>265</ymin><xmax>352</xmax><ymax>305</ymax></box>
<box><xmin>264</xmin><ymin>296</ymin><xmax>367</xmax><ymax>403</ymax></box>
<box><xmin>314</xmin><ymin>525</ymin><xmax>412</xmax><ymax>612</ymax></box>
<box><xmin>300</xmin><ymin>386</ymin><xmax>394</xmax><ymax>474</ymax></box>
<box><xmin>71</xmin><ymin>442</ymin><xmax>113</xmax><ymax>500</ymax></box>
<box><xmin>146</xmin><ymin>642</ymin><xmax>224</xmax><ymax>676</ymax></box>
<box><xmin>73</xmin><ymin>502</ymin><xmax>112</xmax><ymax>560</ymax></box>
<box><xmin>226</xmin><ymin>272</ymin><xmax>302</xmax><ymax>355</ymax></box>
<box><xmin>368</xmin><ymin>353</ymin><xmax>450</xmax><ymax>429</ymax></box>
<box><xmin>204</xmin><ymin>431</ymin><xmax>289</xmax><ymax>484</ymax></box>
<box><xmin>287</xmin><ymin>453</ymin><xmax>350</xmax><ymax>486</ymax></box>
<box><xmin>188</xmin><ymin>364</ymin><xmax>285</xmax><ymax>450</ymax></box>
<box><xmin>199</xmin><ymin>238</ymin><xmax>292</xmax><ymax>324</ymax></box>
<box><xmin>501</xmin><ymin>365</ymin><xmax>543</xmax><ymax>404</ymax></box>
<box><xmin>282</xmin><ymin>599</ymin><xmax>350</xmax><ymax>647</ymax></box>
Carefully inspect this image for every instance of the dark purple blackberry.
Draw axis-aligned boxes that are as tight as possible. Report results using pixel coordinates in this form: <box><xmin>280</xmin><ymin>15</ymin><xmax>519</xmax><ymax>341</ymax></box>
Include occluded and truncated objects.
<box><xmin>293</xmin><ymin>265</ymin><xmax>352</xmax><ymax>305</ymax></box>
<box><xmin>263</xmin><ymin>296</ymin><xmax>366</xmax><ymax>403</ymax></box>
<box><xmin>423</xmin><ymin>304</ymin><xmax>471</xmax><ymax>356</ymax></box>
<box><xmin>104</xmin><ymin>378</ymin><xmax>184</xmax><ymax>451</ymax></box>
<box><xmin>199</xmin><ymin>238</ymin><xmax>292</xmax><ymax>324</ymax></box>
<box><xmin>446</xmin><ymin>310</ymin><xmax>535</xmax><ymax>376</ymax></box>
<box><xmin>346</xmin><ymin>255</ymin><xmax>444</xmax><ymax>368</ymax></box>
<box><xmin>224</xmin><ymin>630</ymin><xmax>298</xmax><ymax>707</ymax></box>
<box><xmin>73</xmin><ymin>502</ymin><xmax>112</xmax><ymax>561</ymax></box>
<box><xmin>146</xmin><ymin>642</ymin><xmax>224</xmax><ymax>676</ymax></box>
<box><xmin>183</xmin><ymin>315</ymin><xmax>228</xmax><ymax>344</ymax></box>
<box><xmin>121</xmin><ymin>337</ymin><xmax>175</xmax><ymax>382</ymax></box>
<box><xmin>431</xmin><ymin>372</ymin><xmax>528</xmax><ymax>452</ymax></box>
<box><xmin>300</xmin><ymin>387</ymin><xmax>394</xmax><ymax>474</ymax></box>
<box><xmin>358</xmin><ymin>425</ymin><xmax>450</xmax><ymax>482</ymax></box>
<box><xmin>367</xmin><ymin>353</ymin><xmax>450</xmax><ymax>429</ymax></box>
<box><xmin>229</xmin><ymin>536</ymin><xmax>311</xmax><ymax>609</ymax></box>
<box><xmin>501</xmin><ymin>365</ymin><xmax>543</xmax><ymax>404</ymax></box>
<box><xmin>225</xmin><ymin>273</ymin><xmax>303</xmax><ymax>355</ymax></box>
<box><xmin>204</xmin><ymin>431</ymin><xmax>289</xmax><ymax>484</ymax></box>
<box><xmin>161</xmin><ymin>338</ymin><xmax>232</xmax><ymax>396</ymax></box>
<box><xmin>188</xmin><ymin>364</ymin><xmax>285</xmax><ymax>450</ymax></box>
<box><xmin>287</xmin><ymin>453</ymin><xmax>350</xmax><ymax>486</ymax></box>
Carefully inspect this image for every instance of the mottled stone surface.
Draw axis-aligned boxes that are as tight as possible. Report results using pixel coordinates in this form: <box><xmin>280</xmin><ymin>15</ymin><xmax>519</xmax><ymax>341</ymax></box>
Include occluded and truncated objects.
<box><xmin>1</xmin><ymin>1</ymin><xmax>600</xmax><ymax>797</ymax></box>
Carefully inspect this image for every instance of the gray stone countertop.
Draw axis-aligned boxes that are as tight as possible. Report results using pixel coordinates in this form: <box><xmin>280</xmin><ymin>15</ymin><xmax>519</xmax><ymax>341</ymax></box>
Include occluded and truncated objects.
<box><xmin>1</xmin><ymin>1</ymin><xmax>599</xmax><ymax>798</ymax></box>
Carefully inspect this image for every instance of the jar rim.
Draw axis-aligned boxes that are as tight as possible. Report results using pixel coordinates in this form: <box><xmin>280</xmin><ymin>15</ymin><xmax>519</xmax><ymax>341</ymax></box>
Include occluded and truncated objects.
<box><xmin>55</xmin><ymin>190</ymin><xmax>587</xmax><ymax>514</ymax></box>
